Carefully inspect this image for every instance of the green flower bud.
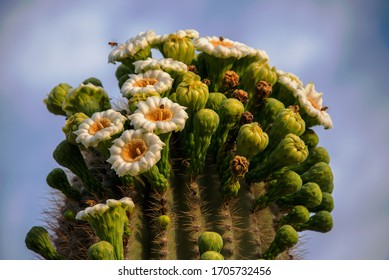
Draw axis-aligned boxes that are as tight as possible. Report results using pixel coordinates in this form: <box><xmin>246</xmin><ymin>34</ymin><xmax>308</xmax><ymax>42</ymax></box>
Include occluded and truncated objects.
<box><xmin>88</xmin><ymin>241</ymin><xmax>115</xmax><ymax>260</ymax></box>
<box><xmin>82</xmin><ymin>77</ymin><xmax>103</xmax><ymax>87</ymax></box>
<box><xmin>309</xmin><ymin>192</ymin><xmax>334</xmax><ymax>212</ymax></box>
<box><xmin>25</xmin><ymin>226</ymin><xmax>63</xmax><ymax>260</ymax></box>
<box><xmin>300</xmin><ymin>162</ymin><xmax>334</xmax><ymax>193</ymax></box>
<box><xmin>279</xmin><ymin>182</ymin><xmax>322</xmax><ymax>208</ymax></box>
<box><xmin>62</xmin><ymin>83</ymin><xmax>111</xmax><ymax>117</ymax></box>
<box><xmin>254</xmin><ymin>170</ymin><xmax>302</xmax><ymax>209</ymax></box>
<box><xmin>43</xmin><ymin>83</ymin><xmax>72</xmax><ymax>116</ymax></box>
<box><xmin>53</xmin><ymin>140</ymin><xmax>103</xmax><ymax>196</ymax></box>
<box><xmin>236</xmin><ymin>122</ymin><xmax>269</xmax><ymax>159</ymax></box>
<box><xmin>156</xmin><ymin>215</ymin><xmax>171</xmax><ymax>230</ymax></box>
<box><xmin>200</xmin><ymin>251</ymin><xmax>224</xmax><ymax>260</ymax></box>
<box><xmin>205</xmin><ymin>92</ymin><xmax>227</xmax><ymax>111</ymax></box>
<box><xmin>62</xmin><ymin>112</ymin><xmax>89</xmax><ymax>144</ymax></box>
<box><xmin>279</xmin><ymin>205</ymin><xmax>310</xmax><ymax>226</ymax></box>
<box><xmin>266</xmin><ymin>106</ymin><xmax>305</xmax><ymax>151</ymax></box>
<box><xmin>46</xmin><ymin>168</ymin><xmax>81</xmax><ymax>201</ymax></box>
<box><xmin>299</xmin><ymin>128</ymin><xmax>319</xmax><ymax>149</ymax></box>
<box><xmin>128</xmin><ymin>92</ymin><xmax>160</xmax><ymax>113</ymax></box>
<box><xmin>76</xmin><ymin>197</ymin><xmax>135</xmax><ymax>260</ymax></box>
<box><xmin>291</xmin><ymin>146</ymin><xmax>330</xmax><ymax>174</ymax></box>
<box><xmin>198</xmin><ymin>231</ymin><xmax>224</xmax><ymax>254</ymax></box>
<box><xmin>254</xmin><ymin>97</ymin><xmax>285</xmax><ymax>132</ymax></box>
<box><xmin>295</xmin><ymin>211</ymin><xmax>333</xmax><ymax>233</ymax></box>
<box><xmin>115</xmin><ymin>64</ymin><xmax>134</xmax><ymax>81</ymax></box>
<box><xmin>175</xmin><ymin>78</ymin><xmax>209</xmax><ymax>115</ymax></box>
<box><xmin>191</xmin><ymin>109</ymin><xmax>220</xmax><ymax>175</ymax></box>
<box><xmin>63</xmin><ymin>209</ymin><xmax>76</xmax><ymax>220</ymax></box>
<box><xmin>162</xmin><ymin>34</ymin><xmax>196</xmax><ymax>65</ymax></box>
<box><xmin>239</xmin><ymin>59</ymin><xmax>277</xmax><ymax>98</ymax></box>
<box><xmin>263</xmin><ymin>225</ymin><xmax>299</xmax><ymax>260</ymax></box>
<box><xmin>247</xmin><ymin>134</ymin><xmax>308</xmax><ymax>182</ymax></box>
<box><xmin>210</xmin><ymin>98</ymin><xmax>244</xmax><ymax>155</ymax></box>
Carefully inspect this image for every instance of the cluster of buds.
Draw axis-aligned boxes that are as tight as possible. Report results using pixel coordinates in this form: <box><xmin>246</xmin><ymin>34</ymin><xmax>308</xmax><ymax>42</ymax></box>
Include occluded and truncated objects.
<box><xmin>28</xmin><ymin>29</ymin><xmax>334</xmax><ymax>260</ymax></box>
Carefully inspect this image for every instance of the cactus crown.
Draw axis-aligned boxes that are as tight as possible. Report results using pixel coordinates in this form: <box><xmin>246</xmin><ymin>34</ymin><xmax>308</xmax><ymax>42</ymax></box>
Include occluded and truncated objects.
<box><xmin>31</xmin><ymin>29</ymin><xmax>334</xmax><ymax>260</ymax></box>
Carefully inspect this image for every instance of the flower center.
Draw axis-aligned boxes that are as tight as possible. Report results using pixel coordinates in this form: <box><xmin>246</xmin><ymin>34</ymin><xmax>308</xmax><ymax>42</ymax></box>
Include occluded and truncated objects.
<box><xmin>88</xmin><ymin>118</ymin><xmax>112</xmax><ymax>135</ymax></box>
<box><xmin>134</xmin><ymin>78</ymin><xmax>159</xmax><ymax>87</ymax></box>
<box><xmin>210</xmin><ymin>37</ymin><xmax>234</xmax><ymax>48</ymax></box>
<box><xmin>307</xmin><ymin>97</ymin><xmax>321</xmax><ymax>110</ymax></box>
<box><xmin>121</xmin><ymin>139</ymin><xmax>148</xmax><ymax>162</ymax></box>
<box><xmin>145</xmin><ymin>105</ymin><xmax>173</xmax><ymax>122</ymax></box>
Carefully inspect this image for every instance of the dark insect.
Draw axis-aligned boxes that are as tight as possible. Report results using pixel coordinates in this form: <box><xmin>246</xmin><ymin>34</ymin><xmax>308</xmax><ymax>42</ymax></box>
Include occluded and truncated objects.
<box><xmin>108</xmin><ymin>41</ymin><xmax>118</xmax><ymax>48</ymax></box>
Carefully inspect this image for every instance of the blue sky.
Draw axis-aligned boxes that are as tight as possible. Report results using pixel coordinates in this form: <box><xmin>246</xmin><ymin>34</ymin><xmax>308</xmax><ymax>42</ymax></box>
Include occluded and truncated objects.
<box><xmin>1</xmin><ymin>0</ymin><xmax>389</xmax><ymax>259</ymax></box>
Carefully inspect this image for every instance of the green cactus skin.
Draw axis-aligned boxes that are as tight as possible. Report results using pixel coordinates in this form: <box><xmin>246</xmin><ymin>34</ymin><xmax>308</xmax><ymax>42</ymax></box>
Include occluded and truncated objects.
<box><xmin>88</xmin><ymin>241</ymin><xmax>115</xmax><ymax>260</ymax></box>
<box><xmin>29</xmin><ymin>29</ymin><xmax>335</xmax><ymax>260</ymax></box>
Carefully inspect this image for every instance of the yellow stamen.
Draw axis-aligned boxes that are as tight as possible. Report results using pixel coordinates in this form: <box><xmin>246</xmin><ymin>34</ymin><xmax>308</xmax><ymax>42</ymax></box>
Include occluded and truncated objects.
<box><xmin>121</xmin><ymin>139</ymin><xmax>148</xmax><ymax>162</ymax></box>
<box><xmin>307</xmin><ymin>97</ymin><xmax>321</xmax><ymax>110</ymax></box>
<box><xmin>145</xmin><ymin>107</ymin><xmax>173</xmax><ymax>122</ymax></box>
<box><xmin>88</xmin><ymin>118</ymin><xmax>112</xmax><ymax>135</ymax></box>
<box><xmin>134</xmin><ymin>78</ymin><xmax>159</xmax><ymax>87</ymax></box>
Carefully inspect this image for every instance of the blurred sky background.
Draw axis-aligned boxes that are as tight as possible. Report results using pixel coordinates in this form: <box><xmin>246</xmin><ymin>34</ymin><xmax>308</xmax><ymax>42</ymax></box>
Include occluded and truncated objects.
<box><xmin>1</xmin><ymin>0</ymin><xmax>389</xmax><ymax>259</ymax></box>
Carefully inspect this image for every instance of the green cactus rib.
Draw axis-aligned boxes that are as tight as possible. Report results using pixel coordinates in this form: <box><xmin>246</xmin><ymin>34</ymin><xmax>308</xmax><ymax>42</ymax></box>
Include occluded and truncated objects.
<box><xmin>30</xmin><ymin>29</ymin><xmax>335</xmax><ymax>260</ymax></box>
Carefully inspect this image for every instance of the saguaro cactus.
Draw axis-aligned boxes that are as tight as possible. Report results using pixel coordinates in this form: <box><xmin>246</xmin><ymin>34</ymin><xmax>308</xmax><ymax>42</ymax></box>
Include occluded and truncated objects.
<box><xmin>27</xmin><ymin>29</ymin><xmax>334</xmax><ymax>260</ymax></box>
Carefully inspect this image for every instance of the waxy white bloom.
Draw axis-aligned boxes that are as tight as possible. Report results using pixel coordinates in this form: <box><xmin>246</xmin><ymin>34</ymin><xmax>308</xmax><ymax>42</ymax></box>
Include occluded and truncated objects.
<box><xmin>276</xmin><ymin>70</ymin><xmax>304</xmax><ymax>91</ymax></box>
<box><xmin>133</xmin><ymin>57</ymin><xmax>188</xmax><ymax>74</ymax></box>
<box><xmin>108</xmin><ymin>30</ymin><xmax>157</xmax><ymax>63</ymax></box>
<box><xmin>76</xmin><ymin>197</ymin><xmax>135</xmax><ymax>220</ymax></box>
<box><xmin>107</xmin><ymin>129</ymin><xmax>165</xmax><ymax>176</ymax></box>
<box><xmin>121</xmin><ymin>70</ymin><xmax>173</xmax><ymax>97</ymax></box>
<box><xmin>294</xmin><ymin>82</ymin><xmax>333</xmax><ymax>129</ymax></box>
<box><xmin>194</xmin><ymin>36</ymin><xmax>256</xmax><ymax>59</ymax></box>
<box><xmin>129</xmin><ymin>96</ymin><xmax>189</xmax><ymax>134</ymax></box>
<box><xmin>74</xmin><ymin>109</ymin><xmax>127</xmax><ymax>148</ymax></box>
<box><xmin>155</xmin><ymin>29</ymin><xmax>199</xmax><ymax>44</ymax></box>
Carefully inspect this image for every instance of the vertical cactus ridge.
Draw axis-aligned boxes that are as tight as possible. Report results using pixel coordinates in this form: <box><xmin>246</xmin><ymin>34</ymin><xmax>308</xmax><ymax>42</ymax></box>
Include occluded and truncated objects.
<box><xmin>28</xmin><ymin>29</ymin><xmax>335</xmax><ymax>260</ymax></box>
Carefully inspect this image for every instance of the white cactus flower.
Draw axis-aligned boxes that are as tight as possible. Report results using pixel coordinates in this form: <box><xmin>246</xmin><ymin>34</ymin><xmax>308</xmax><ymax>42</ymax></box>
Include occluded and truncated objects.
<box><xmin>128</xmin><ymin>96</ymin><xmax>188</xmax><ymax>134</ymax></box>
<box><xmin>194</xmin><ymin>36</ymin><xmax>256</xmax><ymax>59</ymax></box>
<box><xmin>74</xmin><ymin>109</ymin><xmax>127</xmax><ymax>148</ymax></box>
<box><xmin>155</xmin><ymin>29</ymin><xmax>199</xmax><ymax>44</ymax></box>
<box><xmin>295</xmin><ymin>82</ymin><xmax>333</xmax><ymax>129</ymax></box>
<box><xmin>121</xmin><ymin>70</ymin><xmax>173</xmax><ymax>97</ymax></box>
<box><xmin>133</xmin><ymin>57</ymin><xmax>188</xmax><ymax>75</ymax></box>
<box><xmin>108</xmin><ymin>30</ymin><xmax>157</xmax><ymax>64</ymax></box>
<box><xmin>107</xmin><ymin>129</ymin><xmax>165</xmax><ymax>177</ymax></box>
